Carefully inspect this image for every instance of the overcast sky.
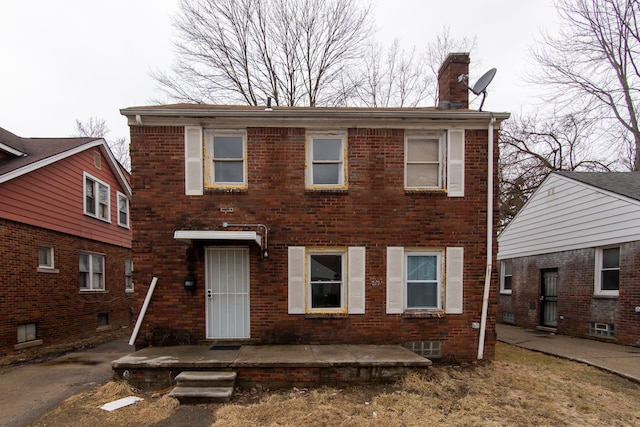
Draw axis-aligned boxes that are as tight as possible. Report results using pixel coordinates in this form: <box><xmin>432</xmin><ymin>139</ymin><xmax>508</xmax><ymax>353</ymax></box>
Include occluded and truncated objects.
<box><xmin>0</xmin><ymin>0</ymin><xmax>558</xmax><ymax>140</ymax></box>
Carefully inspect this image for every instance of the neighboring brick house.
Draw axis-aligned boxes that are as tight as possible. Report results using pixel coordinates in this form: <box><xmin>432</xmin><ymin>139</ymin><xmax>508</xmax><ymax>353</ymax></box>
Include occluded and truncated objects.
<box><xmin>498</xmin><ymin>171</ymin><xmax>640</xmax><ymax>346</ymax></box>
<box><xmin>121</xmin><ymin>53</ymin><xmax>509</xmax><ymax>362</ymax></box>
<box><xmin>0</xmin><ymin>127</ymin><xmax>133</xmax><ymax>355</ymax></box>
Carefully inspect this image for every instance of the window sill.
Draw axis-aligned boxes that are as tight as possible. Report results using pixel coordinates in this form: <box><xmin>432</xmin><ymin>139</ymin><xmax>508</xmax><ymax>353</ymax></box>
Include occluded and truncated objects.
<box><xmin>15</xmin><ymin>339</ymin><xmax>43</xmax><ymax>350</ymax></box>
<box><xmin>403</xmin><ymin>310</ymin><xmax>445</xmax><ymax>319</ymax></box>
<box><xmin>205</xmin><ymin>186</ymin><xmax>248</xmax><ymax>193</ymax></box>
<box><xmin>84</xmin><ymin>213</ymin><xmax>111</xmax><ymax>224</ymax></box>
<box><xmin>305</xmin><ymin>188</ymin><xmax>349</xmax><ymax>193</ymax></box>
<box><xmin>96</xmin><ymin>325</ymin><xmax>112</xmax><ymax>332</ymax></box>
<box><xmin>593</xmin><ymin>293</ymin><xmax>619</xmax><ymax>300</ymax></box>
<box><xmin>37</xmin><ymin>267</ymin><xmax>59</xmax><ymax>274</ymax></box>
<box><xmin>404</xmin><ymin>188</ymin><xmax>447</xmax><ymax>195</ymax></box>
<box><xmin>500</xmin><ymin>291</ymin><xmax>512</xmax><ymax>295</ymax></box>
<box><xmin>305</xmin><ymin>313</ymin><xmax>348</xmax><ymax>319</ymax></box>
<box><xmin>80</xmin><ymin>290</ymin><xmax>109</xmax><ymax>294</ymax></box>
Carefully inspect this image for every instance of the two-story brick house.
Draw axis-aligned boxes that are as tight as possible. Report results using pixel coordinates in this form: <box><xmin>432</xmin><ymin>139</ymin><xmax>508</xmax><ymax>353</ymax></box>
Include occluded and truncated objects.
<box><xmin>0</xmin><ymin>127</ymin><xmax>133</xmax><ymax>355</ymax></box>
<box><xmin>122</xmin><ymin>53</ymin><xmax>509</xmax><ymax>362</ymax></box>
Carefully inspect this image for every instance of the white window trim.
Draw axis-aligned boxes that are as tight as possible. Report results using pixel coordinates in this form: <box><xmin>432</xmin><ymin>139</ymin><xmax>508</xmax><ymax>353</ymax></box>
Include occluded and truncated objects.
<box><xmin>305</xmin><ymin>131</ymin><xmax>348</xmax><ymax>189</ymax></box>
<box><xmin>80</xmin><ymin>252</ymin><xmax>106</xmax><ymax>291</ymax></box>
<box><xmin>117</xmin><ymin>192</ymin><xmax>130</xmax><ymax>228</ymax></box>
<box><xmin>405</xmin><ymin>251</ymin><xmax>443</xmax><ymax>310</ymax></box>
<box><xmin>307</xmin><ymin>249</ymin><xmax>347</xmax><ymax>313</ymax></box>
<box><xmin>204</xmin><ymin>129</ymin><xmax>248</xmax><ymax>189</ymax></box>
<box><xmin>37</xmin><ymin>245</ymin><xmax>58</xmax><ymax>273</ymax></box>
<box><xmin>125</xmin><ymin>259</ymin><xmax>134</xmax><ymax>293</ymax></box>
<box><xmin>594</xmin><ymin>246</ymin><xmax>620</xmax><ymax>297</ymax></box>
<box><xmin>404</xmin><ymin>131</ymin><xmax>446</xmax><ymax>190</ymax></box>
<box><xmin>500</xmin><ymin>260</ymin><xmax>512</xmax><ymax>295</ymax></box>
<box><xmin>83</xmin><ymin>172</ymin><xmax>111</xmax><ymax>222</ymax></box>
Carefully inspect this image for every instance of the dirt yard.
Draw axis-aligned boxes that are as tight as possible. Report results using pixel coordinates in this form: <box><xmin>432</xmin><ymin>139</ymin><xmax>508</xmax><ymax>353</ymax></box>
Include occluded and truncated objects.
<box><xmin>25</xmin><ymin>342</ymin><xmax>640</xmax><ymax>427</ymax></box>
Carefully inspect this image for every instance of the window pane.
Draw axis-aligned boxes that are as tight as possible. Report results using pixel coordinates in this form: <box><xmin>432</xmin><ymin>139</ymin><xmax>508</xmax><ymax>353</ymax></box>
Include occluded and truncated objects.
<box><xmin>602</xmin><ymin>248</ymin><xmax>620</xmax><ymax>268</ymax></box>
<box><xmin>39</xmin><ymin>247</ymin><xmax>51</xmax><ymax>267</ymax></box>
<box><xmin>407</xmin><ymin>138</ymin><xmax>439</xmax><ymax>162</ymax></box>
<box><xmin>79</xmin><ymin>254</ymin><xmax>89</xmax><ymax>272</ymax></box>
<box><xmin>214</xmin><ymin>136</ymin><xmax>243</xmax><ymax>158</ymax></box>
<box><xmin>313</xmin><ymin>163</ymin><xmax>340</xmax><ymax>185</ymax></box>
<box><xmin>85</xmin><ymin>179</ymin><xmax>95</xmax><ymax>214</ymax></box>
<box><xmin>311</xmin><ymin>282</ymin><xmax>342</xmax><ymax>308</ymax></box>
<box><xmin>504</xmin><ymin>276</ymin><xmax>512</xmax><ymax>290</ymax></box>
<box><xmin>407</xmin><ymin>164</ymin><xmax>438</xmax><ymax>187</ymax></box>
<box><xmin>93</xmin><ymin>273</ymin><xmax>104</xmax><ymax>289</ymax></box>
<box><xmin>98</xmin><ymin>184</ymin><xmax>108</xmax><ymax>203</ymax></box>
<box><xmin>602</xmin><ymin>270</ymin><xmax>619</xmax><ymax>290</ymax></box>
<box><xmin>407</xmin><ymin>282</ymin><xmax>438</xmax><ymax>308</ymax></box>
<box><xmin>504</xmin><ymin>260</ymin><xmax>512</xmax><ymax>275</ymax></box>
<box><xmin>214</xmin><ymin>161</ymin><xmax>244</xmax><ymax>182</ymax></box>
<box><xmin>93</xmin><ymin>255</ymin><xmax>103</xmax><ymax>273</ymax></box>
<box><xmin>407</xmin><ymin>256</ymin><xmax>437</xmax><ymax>281</ymax></box>
<box><xmin>311</xmin><ymin>255</ymin><xmax>342</xmax><ymax>281</ymax></box>
<box><xmin>313</xmin><ymin>138</ymin><xmax>342</xmax><ymax>161</ymax></box>
<box><xmin>80</xmin><ymin>272</ymin><xmax>89</xmax><ymax>288</ymax></box>
<box><xmin>125</xmin><ymin>259</ymin><xmax>133</xmax><ymax>275</ymax></box>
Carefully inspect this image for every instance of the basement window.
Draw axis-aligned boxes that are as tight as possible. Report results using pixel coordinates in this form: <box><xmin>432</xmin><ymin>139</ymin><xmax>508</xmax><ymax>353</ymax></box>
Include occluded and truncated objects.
<box><xmin>589</xmin><ymin>322</ymin><xmax>614</xmax><ymax>337</ymax></box>
<box><xmin>17</xmin><ymin>323</ymin><xmax>37</xmax><ymax>343</ymax></box>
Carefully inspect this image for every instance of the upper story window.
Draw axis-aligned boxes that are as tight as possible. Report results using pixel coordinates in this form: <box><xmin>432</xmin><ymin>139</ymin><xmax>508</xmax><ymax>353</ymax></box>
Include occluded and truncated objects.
<box><xmin>117</xmin><ymin>192</ymin><xmax>130</xmax><ymax>228</ymax></box>
<box><xmin>84</xmin><ymin>172</ymin><xmax>110</xmax><ymax>222</ymax></box>
<box><xmin>204</xmin><ymin>130</ymin><xmax>247</xmax><ymax>189</ymax></box>
<box><xmin>405</xmin><ymin>132</ymin><xmax>445</xmax><ymax>189</ymax></box>
<box><xmin>306</xmin><ymin>132</ymin><xmax>347</xmax><ymax>189</ymax></box>
<box><xmin>500</xmin><ymin>260</ymin><xmax>513</xmax><ymax>294</ymax></box>
<box><xmin>595</xmin><ymin>247</ymin><xmax>620</xmax><ymax>296</ymax></box>
<box><xmin>80</xmin><ymin>252</ymin><xmax>105</xmax><ymax>291</ymax></box>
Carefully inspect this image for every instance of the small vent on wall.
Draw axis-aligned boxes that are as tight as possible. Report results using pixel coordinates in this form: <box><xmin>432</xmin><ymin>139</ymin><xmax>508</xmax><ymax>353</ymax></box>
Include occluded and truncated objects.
<box><xmin>94</xmin><ymin>151</ymin><xmax>102</xmax><ymax>170</ymax></box>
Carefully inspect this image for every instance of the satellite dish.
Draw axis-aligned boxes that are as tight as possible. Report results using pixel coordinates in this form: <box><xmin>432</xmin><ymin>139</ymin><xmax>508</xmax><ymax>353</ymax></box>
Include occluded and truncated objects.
<box><xmin>459</xmin><ymin>68</ymin><xmax>497</xmax><ymax>112</ymax></box>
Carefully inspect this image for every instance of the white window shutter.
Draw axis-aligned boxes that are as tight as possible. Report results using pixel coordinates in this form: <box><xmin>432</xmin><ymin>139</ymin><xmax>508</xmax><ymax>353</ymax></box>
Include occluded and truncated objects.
<box><xmin>184</xmin><ymin>126</ymin><xmax>203</xmax><ymax>195</ymax></box>
<box><xmin>447</xmin><ymin>129</ymin><xmax>465</xmax><ymax>197</ymax></box>
<box><xmin>288</xmin><ymin>246</ymin><xmax>306</xmax><ymax>314</ymax></box>
<box><xmin>348</xmin><ymin>247</ymin><xmax>366</xmax><ymax>314</ymax></box>
<box><xmin>445</xmin><ymin>247</ymin><xmax>464</xmax><ymax>314</ymax></box>
<box><xmin>386</xmin><ymin>247</ymin><xmax>404</xmax><ymax>314</ymax></box>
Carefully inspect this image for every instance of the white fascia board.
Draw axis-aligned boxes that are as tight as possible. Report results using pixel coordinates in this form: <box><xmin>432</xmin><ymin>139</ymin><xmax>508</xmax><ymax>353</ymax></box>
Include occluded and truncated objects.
<box><xmin>174</xmin><ymin>230</ymin><xmax>262</xmax><ymax>247</ymax></box>
<box><xmin>0</xmin><ymin>139</ymin><xmax>104</xmax><ymax>184</ymax></box>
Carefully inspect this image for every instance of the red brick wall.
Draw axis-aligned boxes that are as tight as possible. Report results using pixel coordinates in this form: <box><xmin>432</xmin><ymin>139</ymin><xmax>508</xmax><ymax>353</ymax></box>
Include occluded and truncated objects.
<box><xmin>129</xmin><ymin>125</ymin><xmax>498</xmax><ymax>362</ymax></box>
<box><xmin>0</xmin><ymin>219</ymin><xmax>134</xmax><ymax>355</ymax></box>
<box><xmin>498</xmin><ymin>242</ymin><xmax>640</xmax><ymax>346</ymax></box>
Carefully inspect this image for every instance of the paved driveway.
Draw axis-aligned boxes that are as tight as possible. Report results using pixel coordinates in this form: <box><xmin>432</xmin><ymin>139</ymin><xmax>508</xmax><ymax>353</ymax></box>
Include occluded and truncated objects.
<box><xmin>0</xmin><ymin>338</ymin><xmax>132</xmax><ymax>427</ymax></box>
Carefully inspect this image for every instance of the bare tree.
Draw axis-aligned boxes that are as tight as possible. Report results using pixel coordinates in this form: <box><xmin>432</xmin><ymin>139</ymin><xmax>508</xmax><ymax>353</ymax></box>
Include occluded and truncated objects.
<box><xmin>153</xmin><ymin>0</ymin><xmax>372</xmax><ymax>107</ymax></box>
<box><xmin>73</xmin><ymin>117</ymin><xmax>131</xmax><ymax>171</ymax></box>
<box><xmin>530</xmin><ymin>0</ymin><xmax>640</xmax><ymax>170</ymax></box>
<box><xmin>499</xmin><ymin>111</ymin><xmax>615</xmax><ymax>226</ymax></box>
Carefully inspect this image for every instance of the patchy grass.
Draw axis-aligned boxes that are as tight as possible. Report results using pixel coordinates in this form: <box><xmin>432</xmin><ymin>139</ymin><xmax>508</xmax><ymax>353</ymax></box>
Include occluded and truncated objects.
<box><xmin>26</xmin><ymin>343</ymin><xmax>640</xmax><ymax>427</ymax></box>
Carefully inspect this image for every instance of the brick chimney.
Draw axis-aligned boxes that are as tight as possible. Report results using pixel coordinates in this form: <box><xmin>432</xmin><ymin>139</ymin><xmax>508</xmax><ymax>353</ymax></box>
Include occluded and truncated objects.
<box><xmin>437</xmin><ymin>52</ymin><xmax>470</xmax><ymax>110</ymax></box>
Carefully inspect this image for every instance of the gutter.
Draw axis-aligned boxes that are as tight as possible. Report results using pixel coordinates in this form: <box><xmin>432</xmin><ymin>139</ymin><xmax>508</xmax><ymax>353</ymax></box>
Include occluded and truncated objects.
<box><xmin>478</xmin><ymin>115</ymin><xmax>496</xmax><ymax>360</ymax></box>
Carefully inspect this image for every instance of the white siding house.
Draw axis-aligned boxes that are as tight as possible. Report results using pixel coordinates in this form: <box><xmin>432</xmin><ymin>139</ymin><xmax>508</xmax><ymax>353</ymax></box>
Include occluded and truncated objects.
<box><xmin>497</xmin><ymin>172</ymin><xmax>640</xmax><ymax>345</ymax></box>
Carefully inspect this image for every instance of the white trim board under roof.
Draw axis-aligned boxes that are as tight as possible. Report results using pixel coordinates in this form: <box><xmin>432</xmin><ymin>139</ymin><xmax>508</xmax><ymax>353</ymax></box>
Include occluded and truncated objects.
<box><xmin>174</xmin><ymin>230</ymin><xmax>263</xmax><ymax>248</ymax></box>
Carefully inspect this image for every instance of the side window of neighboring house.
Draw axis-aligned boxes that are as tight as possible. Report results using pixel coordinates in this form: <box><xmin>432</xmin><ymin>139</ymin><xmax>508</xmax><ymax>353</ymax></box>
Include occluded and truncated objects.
<box><xmin>37</xmin><ymin>245</ymin><xmax>57</xmax><ymax>273</ymax></box>
<box><xmin>500</xmin><ymin>260</ymin><xmax>512</xmax><ymax>294</ymax></box>
<box><xmin>306</xmin><ymin>132</ymin><xmax>347</xmax><ymax>189</ymax></box>
<box><xmin>84</xmin><ymin>172</ymin><xmax>110</xmax><ymax>222</ymax></box>
<box><xmin>287</xmin><ymin>246</ymin><xmax>365</xmax><ymax>314</ymax></box>
<box><xmin>204</xmin><ymin>130</ymin><xmax>247</xmax><ymax>189</ymax></box>
<box><xmin>404</xmin><ymin>129</ymin><xmax>465</xmax><ymax>197</ymax></box>
<box><xmin>386</xmin><ymin>247</ymin><xmax>464</xmax><ymax>314</ymax></box>
<box><xmin>117</xmin><ymin>192</ymin><xmax>130</xmax><ymax>228</ymax></box>
<box><xmin>80</xmin><ymin>252</ymin><xmax>105</xmax><ymax>291</ymax></box>
<box><xmin>125</xmin><ymin>259</ymin><xmax>134</xmax><ymax>292</ymax></box>
<box><xmin>595</xmin><ymin>247</ymin><xmax>620</xmax><ymax>296</ymax></box>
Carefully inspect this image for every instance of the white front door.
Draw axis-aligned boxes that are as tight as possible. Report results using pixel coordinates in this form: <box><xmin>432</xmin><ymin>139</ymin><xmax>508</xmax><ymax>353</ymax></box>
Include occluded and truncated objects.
<box><xmin>205</xmin><ymin>247</ymin><xmax>250</xmax><ymax>339</ymax></box>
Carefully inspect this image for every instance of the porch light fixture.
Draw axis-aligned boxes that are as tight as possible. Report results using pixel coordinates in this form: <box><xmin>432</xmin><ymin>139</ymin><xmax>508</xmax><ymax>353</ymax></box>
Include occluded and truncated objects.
<box><xmin>184</xmin><ymin>277</ymin><xmax>196</xmax><ymax>291</ymax></box>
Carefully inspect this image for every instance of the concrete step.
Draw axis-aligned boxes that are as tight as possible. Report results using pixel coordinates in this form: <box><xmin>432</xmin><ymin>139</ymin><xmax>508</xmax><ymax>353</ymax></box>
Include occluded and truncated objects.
<box><xmin>169</xmin><ymin>386</ymin><xmax>234</xmax><ymax>404</ymax></box>
<box><xmin>174</xmin><ymin>371</ymin><xmax>237</xmax><ymax>388</ymax></box>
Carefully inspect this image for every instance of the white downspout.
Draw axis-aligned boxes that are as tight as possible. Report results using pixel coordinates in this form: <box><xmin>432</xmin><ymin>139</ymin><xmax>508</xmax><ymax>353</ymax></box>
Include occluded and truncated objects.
<box><xmin>129</xmin><ymin>277</ymin><xmax>158</xmax><ymax>346</ymax></box>
<box><xmin>478</xmin><ymin>115</ymin><xmax>496</xmax><ymax>360</ymax></box>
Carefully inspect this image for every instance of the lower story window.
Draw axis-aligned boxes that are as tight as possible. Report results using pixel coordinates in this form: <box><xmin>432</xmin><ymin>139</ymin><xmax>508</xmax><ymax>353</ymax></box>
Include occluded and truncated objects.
<box><xmin>125</xmin><ymin>259</ymin><xmax>134</xmax><ymax>292</ymax></box>
<box><xmin>80</xmin><ymin>252</ymin><xmax>105</xmax><ymax>291</ymax></box>
<box><xmin>309</xmin><ymin>252</ymin><xmax>345</xmax><ymax>310</ymax></box>
<box><xmin>406</xmin><ymin>252</ymin><xmax>441</xmax><ymax>309</ymax></box>
<box><xmin>17</xmin><ymin>323</ymin><xmax>37</xmax><ymax>343</ymax></box>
